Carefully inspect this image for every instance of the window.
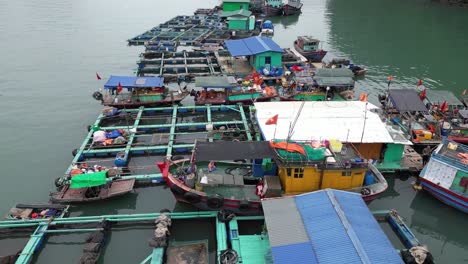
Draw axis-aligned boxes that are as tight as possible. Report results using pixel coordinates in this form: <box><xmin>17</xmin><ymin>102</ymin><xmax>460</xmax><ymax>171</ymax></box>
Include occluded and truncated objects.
<box><xmin>293</xmin><ymin>168</ymin><xmax>304</xmax><ymax>178</ymax></box>
<box><xmin>265</xmin><ymin>56</ymin><xmax>271</xmax><ymax>65</ymax></box>
<box><xmin>286</xmin><ymin>168</ymin><xmax>292</xmax><ymax>177</ymax></box>
<box><xmin>342</xmin><ymin>171</ymin><xmax>352</xmax><ymax>176</ymax></box>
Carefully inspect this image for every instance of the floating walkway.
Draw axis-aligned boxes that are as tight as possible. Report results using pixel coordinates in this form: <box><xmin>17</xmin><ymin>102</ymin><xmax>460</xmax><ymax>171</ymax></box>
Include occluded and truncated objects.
<box><xmin>62</xmin><ymin>105</ymin><xmax>257</xmax><ymax>185</ymax></box>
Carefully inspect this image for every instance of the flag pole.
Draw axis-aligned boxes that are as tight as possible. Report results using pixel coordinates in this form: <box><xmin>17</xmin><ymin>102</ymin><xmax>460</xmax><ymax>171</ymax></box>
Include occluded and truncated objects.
<box><xmin>273</xmin><ymin>123</ymin><xmax>277</xmax><ymax>140</ymax></box>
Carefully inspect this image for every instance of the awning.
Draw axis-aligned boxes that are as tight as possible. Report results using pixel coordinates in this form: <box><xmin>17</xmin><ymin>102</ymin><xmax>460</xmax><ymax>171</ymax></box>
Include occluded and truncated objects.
<box><xmin>70</xmin><ymin>171</ymin><xmax>107</xmax><ymax>189</ymax></box>
<box><xmin>195</xmin><ymin>76</ymin><xmax>238</xmax><ymax>88</ymax></box>
<box><xmin>104</xmin><ymin>76</ymin><xmax>164</xmax><ymax>89</ymax></box>
<box><xmin>388</xmin><ymin>89</ymin><xmax>428</xmax><ymax>112</ymax></box>
<box><xmin>193</xmin><ymin>141</ymin><xmax>277</xmax><ymax>161</ymax></box>
<box><xmin>425</xmin><ymin>90</ymin><xmax>463</xmax><ymax>106</ymax></box>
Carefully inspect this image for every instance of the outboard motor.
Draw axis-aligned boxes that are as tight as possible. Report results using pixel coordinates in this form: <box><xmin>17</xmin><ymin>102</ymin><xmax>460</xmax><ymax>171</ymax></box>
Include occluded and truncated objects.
<box><xmin>92</xmin><ymin>91</ymin><xmax>103</xmax><ymax>101</ymax></box>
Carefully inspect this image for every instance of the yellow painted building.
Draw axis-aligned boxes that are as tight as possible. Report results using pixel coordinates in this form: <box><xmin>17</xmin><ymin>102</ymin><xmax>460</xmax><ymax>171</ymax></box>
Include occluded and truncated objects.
<box><xmin>277</xmin><ymin>166</ymin><xmax>367</xmax><ymax>195</ymax></box>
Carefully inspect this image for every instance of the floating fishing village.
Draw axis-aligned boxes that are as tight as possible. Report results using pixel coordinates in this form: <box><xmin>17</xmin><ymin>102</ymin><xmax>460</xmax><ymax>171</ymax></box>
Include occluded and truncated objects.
<box><xmin>2</xmin><ymin>1</ymin><xmax>468</xmax><ymax>263</ymax></box>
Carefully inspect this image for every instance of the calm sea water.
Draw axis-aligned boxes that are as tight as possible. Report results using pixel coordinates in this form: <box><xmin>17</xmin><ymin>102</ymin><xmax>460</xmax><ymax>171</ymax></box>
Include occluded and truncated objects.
<box><xmin>0</xmin><ymin>0</ymin><xmax>467</xmax><ymax>262</ymax></box>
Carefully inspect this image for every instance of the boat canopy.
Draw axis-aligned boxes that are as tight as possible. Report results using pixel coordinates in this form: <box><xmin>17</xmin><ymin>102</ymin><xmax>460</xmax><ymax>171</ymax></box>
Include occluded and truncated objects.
<box><xmin>195</xmin><ymin>76</ymin><xmax>238</xmax><ymax>89</ymax></box>
<box><xmin>425</xmin><ymin>90</ymin><xmax>464</xmax><ymax>107</ymax></box>
<box><xmin>262</xmin><ymin>20</ymin><xmax>274</xmax><ymax>29</ymax></box>
<box><xmin>104</xmin><ymin>76</ymin><xmax>164</xmax><ymax>89</ymax></box>
<box><xmin>388</xmin><ymin>89</ymin><xmax>428</xmax><ymax>112</ymax></box>
<box><xmin>193</xmin><ymin>141</ymin><xmax>277</xmax><ymax>162</ymax></box>
<box><xmin>262</xmin><ymin>189</ymin><xmax>404</xmax><ymax>264</ymax></box>
<box><xmin>225</xmin><ymin>36</ymin><xmax>284</xmax><ymax>57</ymax></box>
<box><xmin>459</xmin><ymin>109</ymin><xmax>468</xmax><ymax>119</ymax></box>
<box><xmin>70</xmin><ymin>171</ymin><xmax>107</xmax><ymax>189</ymax></box>
<box><xmin>314</xmin><ymin>68</ymin><xmax>355</xmax><ymax>87</ymax></box>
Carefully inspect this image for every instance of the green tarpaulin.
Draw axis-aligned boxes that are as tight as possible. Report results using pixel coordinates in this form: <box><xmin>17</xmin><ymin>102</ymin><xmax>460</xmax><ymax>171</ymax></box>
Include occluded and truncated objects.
<box><xmin>70</xmin><ymin>171</ymin><xmax>107</xmax><ymax>189</ymax></box>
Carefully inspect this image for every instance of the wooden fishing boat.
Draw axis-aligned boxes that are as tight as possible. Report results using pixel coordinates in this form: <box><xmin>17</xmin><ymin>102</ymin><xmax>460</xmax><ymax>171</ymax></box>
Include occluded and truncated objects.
<box><xmin>418</xmin><ymin>140</ymin><xmax>468</xmax><ymax>213</ymax></box>
<box><xmin>50</xmin><ymin>178</ymin><xmax>135</xmax><ymax>203</ymax></box>
<box><xmin>322</xmin><ymin>56</ymin><xmax>367</xmax><ymax>76</ymax></box>
<box><xmin>192</xmin><ymin>76</ymin><xmax>277</xmax><ymax>105</ymax></box>
<box><xmin>92</xmin><ymin>76</ymin><xmax>188</xmax><ymax>108</ymax></box>
<box><xmin>262</xmin><ymin>0</ymin><xmax>283</xmax><ymax>17</ymax></box>
<box><xmin>282</xmin><ymin>0</ymin><xmax>303</xmax><ymax>16</ymax></box>
<box><xmin>293</xmin><ymin>36</ymin><xmax>327</xmax><ymax>62</ymax></box>
<box><xmin>5</xmin><ymin>204</ymin><xmax>70</xmax><ymax>220</ymax></box>
<box><xmin>280</xmin><ymin>68</ymin><xmax>355</xmax><ymax>101</ymax></box>
<box><xmin>162</xmin><ymin>140</ymin><xmax>388</xmax><ymax>215</ymax></box>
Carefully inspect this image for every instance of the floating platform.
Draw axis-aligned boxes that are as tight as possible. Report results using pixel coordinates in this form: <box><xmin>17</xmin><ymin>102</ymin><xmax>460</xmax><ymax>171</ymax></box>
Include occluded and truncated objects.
<box><xmin>137</xmin><ymin>51</ymin><xmax>223</xmax><ymax>82</ymax></box>
<box><xmin>0</xmin><ymin>195</ymin><xmax>429</xmax><ymax>264</ymax></box>
<box><xmin>58</xmin><ymin>105</ymin><xmax>258</xmax><ymax>186</ymax></box>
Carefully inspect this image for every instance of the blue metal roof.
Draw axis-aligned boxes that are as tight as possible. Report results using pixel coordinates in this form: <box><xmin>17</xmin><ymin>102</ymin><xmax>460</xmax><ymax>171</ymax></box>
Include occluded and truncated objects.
<box><xmin>262</xmin><ymin>189</ymin><xmax>404</xmax><ymax>264</ymax></box>
<box><xmin>224</xmin><ymin>36</ymin><xmax>284</xmax><ymax>57</ymax></box>
<box><xmin>104</xmin><ymin>75</ymin><xmax>164</xmax><ymax>89</ymax></box>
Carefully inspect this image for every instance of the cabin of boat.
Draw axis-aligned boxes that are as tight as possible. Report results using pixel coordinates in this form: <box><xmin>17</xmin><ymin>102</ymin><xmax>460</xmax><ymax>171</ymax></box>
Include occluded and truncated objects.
<box><xmin>50</xmin><ymin>171</ymin><xmax>135</xmax><ymax>203</ymax></box>
<box><xmin>293</xmin><ymin>36</ymin><xmax>327</xmax><ymax>62</ymax></box>
<box><xmin>192</xmin><ymin>76</ymin><xmax>277</xmax><ymax>105</ymax></box>
<box><xmin>418</xmin><ymin>140</ymin><xmax>468</xmax><ymax>213</ymax></box>
<box><xmin>163</xmin><ymin>139</ymin><xmax>388</xmax><ymax>215</ymax></box>
<box><xmin>93</xmin><ymin>75</ymin><xmax>188</xmax><ymax>108</ymax></box>
<box><xmin>5</xmin><ymin>204</ymin><xmax>70</xmax><ymax>220</ymax></box>
<box><xmin>282</xmin><ymin>0</ymin><xmax>303</xmax><ymax>16</ymax></box>
<box><xmin>281</xmin><ymin>68</ymin><xmax>355</xmax><ymax>101</ymax></box>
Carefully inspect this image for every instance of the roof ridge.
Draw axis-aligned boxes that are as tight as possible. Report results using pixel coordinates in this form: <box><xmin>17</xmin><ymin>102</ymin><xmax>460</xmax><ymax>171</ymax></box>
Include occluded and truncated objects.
<box><xmin>325</xmin><ymin>190</ymin><xmax>372</xmax><ymax>264</ymax></box>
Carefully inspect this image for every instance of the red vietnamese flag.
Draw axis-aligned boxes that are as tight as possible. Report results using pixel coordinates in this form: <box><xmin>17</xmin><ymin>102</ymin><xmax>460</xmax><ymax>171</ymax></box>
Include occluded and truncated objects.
<box><xmin>117</xmin><ymin>82</ymin><xmax>123</xmax><ymax>94</ymax></box>
<box><xmin>96</xmin><ymin>72</ymin><xmax>102</xmax><ymax>80</ymax></box>
<box><xmin>440</xmin><ymin>101</ymin><xmax>448</xmax><ymax>113</ymax></box>
<box><xmin>265</xmin><ymin>114</ymin><xmax>278</xmax><ymax>125</ymax></box>
<box><xmin>419</xmin><ymin>88</ymin><xmax>427</xmax><ymax>100</ymax></box>
<box><xmin>417</xmin><ymin>79</ymin><xmax>422</xmax><ymax>86</ymax></box>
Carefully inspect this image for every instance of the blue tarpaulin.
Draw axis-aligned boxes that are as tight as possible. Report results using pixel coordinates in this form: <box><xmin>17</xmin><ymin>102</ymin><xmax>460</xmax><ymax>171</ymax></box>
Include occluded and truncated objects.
<box><xmin>225</xmin><ymin>36</ymin><xmax>284</xmax><ymax>57</ymax></box>
<box><xmin>104</xmin><ymin>76</ymin><xmax>164</xmax><ymax>89</ymax></box>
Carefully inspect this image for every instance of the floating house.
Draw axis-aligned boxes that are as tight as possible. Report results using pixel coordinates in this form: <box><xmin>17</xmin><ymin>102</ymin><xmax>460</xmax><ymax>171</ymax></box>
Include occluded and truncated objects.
<box><xmin>220</xmin><ymin>9</ymin><xmax>253</xmax><ymax>30</ymax></box>
<box><xmin>419</xmin><ymin>140</ymin><xmax>468</xmax><ymax>213</ymax></box>
<box><xmin>225</xmin><ymin>36</ymin><xmax>284</xmax><ymax>70</ymax></box>
<box><xmin>222</xmin><ymin>0</ymin><xmax>250</xmax><ymax>11</ymax></box>
<box><xmin>262</xmin><ymin>190</ymin><xmax>409</xmax><ymax>264</ymax></box>
<box><xmin>255</xmin><ymin>101</ymin><xmax>415</xmax><ymax>172</ymax></box>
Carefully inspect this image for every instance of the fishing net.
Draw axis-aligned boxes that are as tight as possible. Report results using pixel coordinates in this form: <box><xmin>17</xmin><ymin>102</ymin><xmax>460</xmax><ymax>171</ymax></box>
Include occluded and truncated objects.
<box><xmin>78</xmin><ymin>252</ymin><xmax>99</xmax><ymax>264</ymax></box>
<box><xmin>148</xmin><ymin>214</ymin><xmax>172</xmax><ymax>248</ymax></box>
<box><xmin>85</xmin><ymin>232</ymin><xmax>105</xmax><ymax>243</ymax></box>
<box><xmin>83</xmin><ymin>243</ymin><xmax>101</xmax><ymax>253</ymax></box>
<box><xmin>166</xmin><ymin>241</ymin><xmax>208</xmax><ymax>264</ymax></box>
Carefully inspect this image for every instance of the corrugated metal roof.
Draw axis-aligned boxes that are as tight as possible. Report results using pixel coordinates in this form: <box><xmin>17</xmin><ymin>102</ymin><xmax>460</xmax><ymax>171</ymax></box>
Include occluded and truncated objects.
<box><xmin>104</xmin><ymin>75</ymin><xmax>164</xmax><ymax>89</ymax></box>
<box><xmin>262</xmin><ymin>197</ymin><xmax>310</xmax><ymax>247</ymax></box>
<box><xmin>262</xmin><ymin>190</ymin><xmax>404</xmax><ymax>264</ymax></box>
<box><xmin>254</xmin><ymin>101</ymin><xmax>411</xmax><ymax>144</ymax></box>
<box><xmin>425</xmin><ymin>90</ymin><xmax>463</xmax><ymax>106</ymax></box>
<box><xmin>388</xmin><ymin>89</ymin><xmax>428</xmax><ymax>112</ymax></box>
<box><xmin>225</xmin><ymin>37</ymin><xmax>284</xmax><ymax>57</ymax></box>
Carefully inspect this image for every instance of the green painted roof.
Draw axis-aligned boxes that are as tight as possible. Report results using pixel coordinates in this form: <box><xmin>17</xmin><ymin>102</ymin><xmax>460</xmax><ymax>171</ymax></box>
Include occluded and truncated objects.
<box><xmin>220</xmin><ymin>9</ymin><xmax>252</xmax><ymax>18</ymax></box>
<box><xmin>223</xmin><ymin>0</ymin><xmax>251</xmax><ymax>3</ymax></box>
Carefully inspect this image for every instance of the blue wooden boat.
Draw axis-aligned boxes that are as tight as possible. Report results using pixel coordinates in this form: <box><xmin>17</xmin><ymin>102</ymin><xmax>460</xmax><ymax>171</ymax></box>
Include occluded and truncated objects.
<box><xmin>418</xmin><ymin>139</ymin><xmax>468</xmax><ymax>213</ymax></box>
<box><xmin>293</xmin><ymin>36</ymin><xmax>327</xmax><ymax>62</ymax></box>
<box><xmin>92</xmin><ymin>75</ymin><xmax>188</xmax><ymax>108</ymax></box>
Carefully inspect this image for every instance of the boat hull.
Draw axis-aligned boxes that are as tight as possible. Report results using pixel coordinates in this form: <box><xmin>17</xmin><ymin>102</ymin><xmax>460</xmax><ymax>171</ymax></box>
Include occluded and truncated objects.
<box><xmin>262</xmin><ymin>5</ymin><xmax>283</xmax><ymax>17</ymax></box>
<box><xmin>164</xmin><ymin>171</ymin><xmax>263</xmax><ymax>216</ymax></box>
<box><xmin>283</xmin><ymin>4</ymin><xmax>302</xmax><ymax>16</ymax></box>
<box><xmin>293</xmin><ymin>42</ymin><xmax>327</xmax><ymax>62</ymax></box>
<box><xmin>103</xmin><ymin>94</ymin><xmax>188</xmax><ymax>109</ymax></box>
<box><xmin>420</xmin><ymin>178</ymin><xmax>468</xmax><ymax>213</ymax></box>
<box><xmin>50</xmin><ymin>179</ymin><xmax>135</xmax><ymax>203</ymax></box>
<box><xmin>448</xmin><ymin>136</ymin><xmax>468</xmax><ymax>144</ymax></box>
